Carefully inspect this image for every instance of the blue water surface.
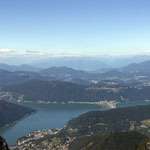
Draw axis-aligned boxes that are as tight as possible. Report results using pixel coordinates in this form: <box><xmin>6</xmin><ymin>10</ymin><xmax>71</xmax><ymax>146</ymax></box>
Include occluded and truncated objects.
<box><xmin>1</xmin><ymin>101</ymin><xmax>150</xmax><ymax>145</ymax></box>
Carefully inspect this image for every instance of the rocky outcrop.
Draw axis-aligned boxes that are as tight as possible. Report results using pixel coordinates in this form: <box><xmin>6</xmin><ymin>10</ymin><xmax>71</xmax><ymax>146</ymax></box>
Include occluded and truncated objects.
<box><xmin>0</xmin><ymin>136</ymin><xmax>9</xmax><ymax>150</ymax></box>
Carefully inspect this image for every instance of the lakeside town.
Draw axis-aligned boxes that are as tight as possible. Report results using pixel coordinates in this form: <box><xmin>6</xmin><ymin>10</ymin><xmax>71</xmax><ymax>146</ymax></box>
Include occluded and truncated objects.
<box><xmin>9</xmin><ymin>129</ymin><xmax>73</xmax><ymax>150</ymax></box>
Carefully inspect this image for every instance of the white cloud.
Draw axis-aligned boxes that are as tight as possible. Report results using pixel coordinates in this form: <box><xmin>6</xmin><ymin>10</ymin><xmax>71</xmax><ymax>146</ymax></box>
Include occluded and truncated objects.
<box><xmin>1</xmin><ymin>48</ymin><xmax>150</xmax><ymax>58</ymax></box>
<box><xmin>0</xmin><ymin>49</ymin><xmax>82</xmax><ymax>58</ymax></box>
<box><xmin>144</xmin><ymin>50</ymin><xmax>150</xmax><ymax>54</ymax></box>
<box><xmin>25</xmin><ymin>50</ymin><xmax>45</xmax><ymax>56</ymax></box>
<box><xmin>0</xmin><ymin>49</ymin><xmax>13</xmax><ymax>53</ymax></box>
<box><xmin>47</xmin><ymin>51</ymin><xmax>81</xmax><ymax>57</ymax></box>
<box><xmin>0</xmin><ymin>49</ymin><xmax>15</xmax><ymax>57</ymax></box>
<box><xmin>0</xmin><ymin>49</ymin><xmax>46</xmax><ymax>57</ymax></box>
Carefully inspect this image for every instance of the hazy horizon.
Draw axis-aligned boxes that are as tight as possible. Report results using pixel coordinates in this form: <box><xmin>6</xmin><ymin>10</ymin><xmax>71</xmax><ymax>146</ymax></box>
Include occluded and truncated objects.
<box><xmin>1</xmin><ymin>54</ymin><xmax>150</xmax><ymax>71</ymax></box>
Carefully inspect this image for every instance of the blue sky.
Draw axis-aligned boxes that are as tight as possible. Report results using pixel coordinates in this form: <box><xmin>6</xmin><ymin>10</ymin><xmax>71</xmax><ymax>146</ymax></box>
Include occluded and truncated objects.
<box><xmin>0</xmin><ymin>0</ymin><xmax>150</xmax><ymax>56</ymax></box>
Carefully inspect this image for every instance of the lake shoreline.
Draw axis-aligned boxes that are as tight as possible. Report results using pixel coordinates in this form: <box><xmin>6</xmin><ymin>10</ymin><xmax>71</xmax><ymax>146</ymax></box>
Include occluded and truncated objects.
<box><xmin>0</xmin><ymin>110</ymin><xmax>36</xmax><ymax>131</ymax></box>
<box><xmin>2</xmin><ymin>100</ymin><xmax>150</xmax><ymax>146</ymax></box>
<box><xmin>9</xmin><ymin>100</ymin><xmax>119</xmax><ymax>109</ymax></box>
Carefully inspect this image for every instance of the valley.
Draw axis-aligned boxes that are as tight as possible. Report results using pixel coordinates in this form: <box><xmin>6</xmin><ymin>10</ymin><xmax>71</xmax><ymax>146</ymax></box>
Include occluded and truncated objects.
<box><xmin>1</xmin><ymin>61</ymin><xmax>150</xmax><ymax>149</ymax></box>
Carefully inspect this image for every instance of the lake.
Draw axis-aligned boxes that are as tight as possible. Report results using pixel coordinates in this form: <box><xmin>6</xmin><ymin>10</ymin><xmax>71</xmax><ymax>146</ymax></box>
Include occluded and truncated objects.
<box><xmin>1</xmin><ymin>101</ymin><xmax>150</xmax><ymax>145</ymax></box>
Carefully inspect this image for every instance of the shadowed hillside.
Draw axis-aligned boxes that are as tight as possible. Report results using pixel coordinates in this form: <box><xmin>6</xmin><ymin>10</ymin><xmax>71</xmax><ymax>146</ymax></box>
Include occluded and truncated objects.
<box><xmin>0</xmin><ymin>101</ymin><xmax>36</xmax><ymax>129</ymax></box>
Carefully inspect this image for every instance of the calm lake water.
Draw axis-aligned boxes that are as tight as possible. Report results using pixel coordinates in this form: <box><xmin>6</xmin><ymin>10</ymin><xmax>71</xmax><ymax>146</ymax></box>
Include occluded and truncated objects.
<box><xmin>1</xmin><ymin>101</ymin><xmax>150</xmax><ymax>145</ymax></box>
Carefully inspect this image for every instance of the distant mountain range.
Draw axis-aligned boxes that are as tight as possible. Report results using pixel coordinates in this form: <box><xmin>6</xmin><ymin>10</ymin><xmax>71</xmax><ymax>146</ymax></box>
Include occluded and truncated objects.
<box><xmin>0</xmin><ymin>66</ymin><xmax>130</xmax><ymax>87</ymax></box>
<box><xmin>0</xmin><ymin>100</ymin><xmax>36</xmax><ymax>129</ymax></box>
<box><xmin>31</xmin><ymin>57</ymin><xmax>112</xmax><ymax>71</ymax></box>
<box><xmin>30</xmin><ymin>55</ymin><xmax>150</xmax><ymax>69</ymax></box>
<box><xmin>105</xmin><ymin>55</ymin><xmax>150</xmax><ymax>67</ymax></box>
<box><xmin>0</xmin><ymin>59</ymin><xmax>150</xmax><ymax>81</ymax></box>
<box><xmin>94</xmin><ymin>60</ymin><xmax>150</xmax><ymax>74</ymax></box>
<box><xmin>0</xmin><ymin>59</ymin><xmax>150</xmax><ymax>88</ymax></box>
<box><xmin>0</xmin><ymin>69</ymin><xmax>44</xmax><ymax>87</ymax></box>
<box><xmin>121</xmin><ymin>60</ymin><xmax>150</xmax><ymax>73</ymax></box>
<box><xmin>2</xmin><ymin>54</ymin><xmax>150</xmax><ymax>68</ymax></box>
<box><xmin>0</xmin><ymin>63</ymin><xmax>42</xmax><ymax>72</ymax></box>
<box><xmin>39</xmin><ymin>66</ymin><xmax>91</xmax><ymax>80</ymax></box>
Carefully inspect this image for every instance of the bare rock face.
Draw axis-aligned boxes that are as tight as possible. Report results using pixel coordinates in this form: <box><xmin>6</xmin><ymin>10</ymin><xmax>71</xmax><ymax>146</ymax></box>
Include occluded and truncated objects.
<box><xmin>0</xmin><ymin>136</ymin><xmax>9</xmax><ymax>150</ymax></box>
